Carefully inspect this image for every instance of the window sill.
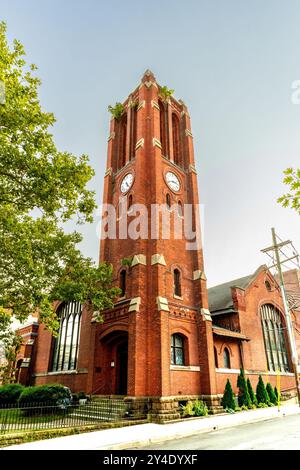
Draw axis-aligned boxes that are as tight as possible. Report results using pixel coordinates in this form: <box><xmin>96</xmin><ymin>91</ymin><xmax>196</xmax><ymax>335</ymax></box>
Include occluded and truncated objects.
<box><xmin>173</xmin><ymin>294</ymin><xmax>183</xmax><ymax>300</ymax></box>
<box><xmin>47</xmin><ymin>370</ymin><xmax>78</xmax><ymax>375</ymax></box>
<box><xmin>170</xmin><ymin>365</ymin><xmax>200</xmax><ymax>372</ymax></box>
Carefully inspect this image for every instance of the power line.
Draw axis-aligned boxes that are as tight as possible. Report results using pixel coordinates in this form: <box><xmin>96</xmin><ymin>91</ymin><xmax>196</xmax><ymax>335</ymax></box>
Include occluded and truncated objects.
<box><xmin>261</xmin><ymin>228</ymin><xmax>300</xmax><ymax>406</ymax></box>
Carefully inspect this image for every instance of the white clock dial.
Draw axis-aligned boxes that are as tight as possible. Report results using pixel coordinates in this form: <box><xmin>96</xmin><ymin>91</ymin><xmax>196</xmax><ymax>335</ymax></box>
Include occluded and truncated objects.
<box><xmin>120</xmin><ymin>173</ymin><xmax>134</xmax><ymax>193</ymax></box>
<box><xmin>166</xmin><ymin>171</ymin><xmax>180</xmax><ymax>192</ymax></box>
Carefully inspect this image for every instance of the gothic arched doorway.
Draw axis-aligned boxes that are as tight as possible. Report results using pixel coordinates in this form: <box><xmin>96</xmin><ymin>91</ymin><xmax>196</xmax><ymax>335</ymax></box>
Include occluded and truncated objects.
<box><xmin>98</xmin><ymin>329</ymin><xmax>128</xmax><ymax>396</ymax></box>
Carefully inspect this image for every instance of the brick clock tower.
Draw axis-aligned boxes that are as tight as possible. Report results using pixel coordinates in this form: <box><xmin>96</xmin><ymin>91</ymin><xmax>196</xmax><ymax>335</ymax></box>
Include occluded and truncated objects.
<box><xmin>89</xmin><ymin>70</ymin><xmax>218</xmax><ymax>419</ymax></box>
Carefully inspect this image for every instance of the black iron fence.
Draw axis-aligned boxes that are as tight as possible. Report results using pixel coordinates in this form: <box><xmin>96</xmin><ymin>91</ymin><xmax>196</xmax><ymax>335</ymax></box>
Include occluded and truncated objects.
<box><xmin>0</xmin><ymin>398</ymin><xmax>150</xmax><ymax>434</ymax></box>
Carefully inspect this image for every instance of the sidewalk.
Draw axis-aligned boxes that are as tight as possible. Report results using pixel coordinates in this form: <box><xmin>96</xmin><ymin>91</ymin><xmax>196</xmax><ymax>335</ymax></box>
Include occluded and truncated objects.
<box><xmin>4</xmin><ymin>402</ymin><xmax>300</xmax><ymax>450</ymax></box>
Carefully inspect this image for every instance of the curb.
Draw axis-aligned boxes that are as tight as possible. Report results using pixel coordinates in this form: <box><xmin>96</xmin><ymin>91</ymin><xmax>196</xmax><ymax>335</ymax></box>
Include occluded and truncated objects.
<box><xmin>102</xmin><ymin>406</ymin><xmax>300</xmax><ymax>450</ymax></box>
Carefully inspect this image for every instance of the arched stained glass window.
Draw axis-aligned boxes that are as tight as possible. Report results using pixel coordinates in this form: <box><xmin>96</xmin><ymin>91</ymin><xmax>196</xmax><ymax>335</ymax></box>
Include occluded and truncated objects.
<box><xmin>260</xmin><ymin>304</ymin><xmax>289</xmax><ymax>372</ymax></box>
<box><xmin>52</xmin><ymin>301</ymin><xmax>82</xmax><ymax>371</ymax></box>
<box><xmin>223</xmin><ymin>347</ymin><xmax>231</xmax><ymax>369</ymax></box>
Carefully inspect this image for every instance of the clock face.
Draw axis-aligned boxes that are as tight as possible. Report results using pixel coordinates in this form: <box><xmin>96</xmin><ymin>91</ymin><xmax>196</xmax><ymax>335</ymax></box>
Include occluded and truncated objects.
<box><xmin>166</xmin><ymin>171</ymin><xmax>180</xmax><ymax>192</ymax></box>
<box><xmin>120</xmin><ymin>173</ymin><xmax>134</xmax><ymax>193</ymax></box>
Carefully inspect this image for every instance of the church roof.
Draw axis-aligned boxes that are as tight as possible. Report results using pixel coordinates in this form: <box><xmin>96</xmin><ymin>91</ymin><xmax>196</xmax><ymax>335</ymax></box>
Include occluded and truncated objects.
<box><xmin>208</xmin><ymin>265</ymin><xmax>267</xmax><ymax>314</ymax></box>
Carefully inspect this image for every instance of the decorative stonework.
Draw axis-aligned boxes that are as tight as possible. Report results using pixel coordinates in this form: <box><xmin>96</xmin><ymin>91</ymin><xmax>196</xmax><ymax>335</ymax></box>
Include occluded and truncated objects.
<box><xmin>151</xmin><ymin>253</ymin><xmax>166</xmax><ymax>266</ymax></box>
<box><xmin>152</xmin><ymin>137</ymin><xmax>162</xmax><ymax>149</ymax></box>
<box><xmin>193</xmin><ymin>270</ymin><xmax>207</xmax><ymax>281</ymax></box>
<box><xmin>185</xmin><ymin>129</ymin><xmax>193</xmax><ymax>137</ymax></box>
<box><xmin>189</xmin><ymin>164</ymin><xmax>197</xmax><ymax>175</ymax></box>
<box><xmin>201</xmin><ymin>308</ymin><xmax>212</xmax><ymax>322</ymax></box>
<box><xmin>128</xmin><ymin>297</ymin><xmax>141</xmax><ymax>312</ymax></box>
<box><xmin>139</xmin><ymin>80</ymin><xmax>158</xmax><ymax>89</ymax></box>
<box><xmin>156</xmin><ymin>296</ymin><xmax>169</xmax><ymax>312</ymax></box>
<box><xmin>91</xmin><ymin>310</ymin><xmax>101</xmax><ymax>323</ymax></box>
<box><xmin>131</xmin><ymin>254</ymin><xmax>147</xmax><ymax>267</ymax></box>
<box><xmin>105</xmin><ymin>168</ymin><xmax>112</xmax><ymax>177</ymax></box>
<box><xmin>107</xmin><ymin>132</ymin><xmax>115</xmax><ymax>141</ymax></box>
<box><xmin>135</xmin><ymin>138</ymin><xmax>144</xmax><ymax>150</ymax></box>
<box><xmin>137</xmin><ymin>100</ymin><xmax>145</xmax><ymax>111</ymax></box>
<box><xmin>151</xmin><ymin>100</ymin><xmax>160</xmax><ymax>110</ymax></box>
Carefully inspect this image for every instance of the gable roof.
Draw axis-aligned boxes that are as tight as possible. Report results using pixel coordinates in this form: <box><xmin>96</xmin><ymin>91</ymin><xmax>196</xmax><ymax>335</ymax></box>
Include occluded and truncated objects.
<box><xmin>208</xmin><ymin>265</ymin><xmax>268</xmax><ymax>314</ymax></box>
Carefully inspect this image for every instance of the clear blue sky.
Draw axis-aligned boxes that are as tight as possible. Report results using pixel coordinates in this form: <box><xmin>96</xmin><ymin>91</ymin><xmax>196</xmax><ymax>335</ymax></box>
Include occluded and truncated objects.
<box><xmin>2</xmin><ymin>0</ymin><xmax>300</xmax><ymax>286</ymax></box>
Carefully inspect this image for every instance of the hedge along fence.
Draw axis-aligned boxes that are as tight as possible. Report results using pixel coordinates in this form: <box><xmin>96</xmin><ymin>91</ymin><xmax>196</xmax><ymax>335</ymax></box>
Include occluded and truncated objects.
<box><xmin>0</xmin><ymin>384</ymin><xmax>24</xmax><ymax>405</ymax></box>
<box><xmin>18</xmin><ymin>384</ymin><xmax>72</xmax><ymax>406</ymax></box>
<box><xmin>0</xmin><ymin>384</ymin><xmax>72</xmax><ymax>407</ymax></box>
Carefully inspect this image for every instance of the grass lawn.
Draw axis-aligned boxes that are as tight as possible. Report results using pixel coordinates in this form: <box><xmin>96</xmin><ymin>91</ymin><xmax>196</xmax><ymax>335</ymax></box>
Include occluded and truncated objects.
<box><xmin>0</xmin><ymin>408</ymin><xmax>67</xmax><ymax>425</ymax></box>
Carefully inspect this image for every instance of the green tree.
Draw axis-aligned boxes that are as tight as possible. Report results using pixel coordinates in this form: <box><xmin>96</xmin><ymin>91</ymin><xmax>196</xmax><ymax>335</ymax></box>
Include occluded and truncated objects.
<box><xmin>0</xmin><ymin>22</ymin><xmax>119</xmax><ymax>332</ymax></box>
<box><xmin>0</xmin><ymin>311</ymin><xmax>23</xmax><ymax>384</ymax></box>
<box><xmin>266</xmin><ymin>383</ymin><xmax>277</xmax><ymax>405</ymax></box>
<box><xmin>278</xmin><ymin>168</ymin><xmax>300</xmax><ymax>214</ymax></box>
<box><xmin>237</xmin><ymin>369</ymin><xmax>252</xmax><ymax>408</ymax></box>
<box><xmin>247</xmin><ymin>378</ymin><xmax>258</xmax><ymax>406</ymax></box>
<box><xmin>221</xmin><ymin>379</ymin><xmax>236</xmax><ymax>410</ymax></box>
<box><xmin>256</xmin><ymin>375</ymin><xmax>270</xmax><ymax>405</ymax></box>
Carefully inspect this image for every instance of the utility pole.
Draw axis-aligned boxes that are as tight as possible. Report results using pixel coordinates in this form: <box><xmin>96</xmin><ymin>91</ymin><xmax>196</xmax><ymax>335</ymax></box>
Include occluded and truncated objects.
<box><xmin>261</xmin><ymin>228</ymin><xmax>300</xmax><ymax>406</ymax></box>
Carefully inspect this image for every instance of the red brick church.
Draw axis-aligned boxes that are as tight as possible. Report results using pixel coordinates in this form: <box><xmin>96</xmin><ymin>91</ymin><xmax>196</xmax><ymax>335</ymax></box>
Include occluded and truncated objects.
<box><xmin>15</xmin><ymin>71</ymin><xmax>300</xmax><ymax>418</ymax></box>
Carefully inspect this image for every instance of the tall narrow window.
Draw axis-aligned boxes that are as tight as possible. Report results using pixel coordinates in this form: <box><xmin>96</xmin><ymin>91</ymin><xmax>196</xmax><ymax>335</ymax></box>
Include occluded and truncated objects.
<box><xmin>128</xmin><ymin>194</ymin><xmax>133</xmax><ymax>211</ymax></box>
<box><xmin>159</xmin><ymin>100</ymin><xmax>168</xmax><ymax>158</ymax></box>
<box><xmin>130</xmin><ymin>106</ymin><xmax>137</xmax><ymax>160</ymax></box>
<box><xmin>223</xmin><ymin>347</ymin><xmax>231</xmax><ymax>369</ymax></box>
<box><xmin>120</xmin><ymin>269</ymin><xmax>126</xmax><ymax>297</ymax></box>
<box><xmin>52</xmin><ymin>302</ymin><xmax>82</xmax><ymax>372</ymax></box>
<box><xmin>174</xmin><ymin>269</ymin><xmax>181</xmax><ymax>297</ymax></box>
<box><xmin>260</xmin><ymin>304</ymin><xmax>289</xmax><ymax>372</ymax></box>
<box><xmin>118</xmin><ymin>114</ymin><xmax>127</xmax><ymax>169</ymax></box>
<box><xmin>177</xmin><ymin>201</ymin><xmax>183</xmax><ymax>217</ymax></box>
<box><xmin>172</xmin><ymin>113</ymin><xmax>181</xmax><ymax>166</ymax></box>
<box><xmin>166</xmin><ymin>193</ymin><xmax>171</xmax><ymax>210</ymax></box>
<box><xmin>214</xmin><ymin>347</ymin><xmax>218</xmax><ymax>368</ymax></box>
<box><xmin>171</xmin><ymin>334</ymin><xmax>185</xmax><ymax>365</ymax></box>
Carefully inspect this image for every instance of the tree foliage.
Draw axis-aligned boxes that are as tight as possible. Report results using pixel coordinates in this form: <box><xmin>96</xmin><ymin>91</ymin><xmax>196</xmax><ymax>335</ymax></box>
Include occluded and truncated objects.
<box><xmin>221</xmin><ymin>379</ymin><xmax>236</xmax><ymax>410</ymax></box>
<box><xmin>256</xmin><ymin>375</ymin><xmax>270</xmax><ymax>405</ymax></box>
<box><xmin>159</xmin><ymin>85</ymin><xmax>174</xmax><ymax>102</ymax></box>
<box><xmin>247</xmin><ymin>378</ymin><xmax>258</xmax><ymax>406</ymax></box>
<box><xmin>0</xmin><ymin>310</ymin><xmax>23</xmax><ymax>384</ymax></box>
<box><xmin>0</xmin><ymin>22</ymin><xmax>119</xmax><ymax>333</ymax></box>
<box><xmin>237</xmin><ymin>369</ymin><xmax>252</xmax><ymax>408</ymax></box>
<box><xmin>266</xmin><ymin>383</ymin><xmax>277</xmax><ymax>405</ymax></box>
<box><xmin>278</xmin><ymin>168</ymin><xmax>300</xmax><ymax>215</ymax></box>
<box><xmin>108</xmin><ymin>102</ymin><xmax>124</xmax><ymax>120</ymax></box>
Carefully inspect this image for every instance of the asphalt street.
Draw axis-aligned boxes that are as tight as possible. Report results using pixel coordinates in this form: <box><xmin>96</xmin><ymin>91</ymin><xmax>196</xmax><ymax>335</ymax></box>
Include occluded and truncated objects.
<box><xmin>137</xmin><ymin>413</ymin><xmax>300</xmax><ymax>450</ymax></box>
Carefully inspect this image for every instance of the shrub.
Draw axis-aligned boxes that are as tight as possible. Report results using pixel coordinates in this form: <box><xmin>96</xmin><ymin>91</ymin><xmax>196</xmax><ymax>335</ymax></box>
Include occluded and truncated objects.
<box><xmin>256</xmin><ymin>376</ymin><xmax>270</xmax><ymax>405</ymax></box>
<box><xmin>221</xmin><ymin>379</ymin><xmax>236</xmax><ymax>411</ymax></box>
<box><xmin>0</xmin><ymin>383</ymin><xmax>24</xmax><ymax>405</ymax></box>
<box><xmin>237</xmin><ymin>369</ymin><xmax>252</xmax><ymax>408</ymax></box>
<box><xmin>18</xmin><ymin>384</ymin><xmax>72</xmax><ymax>406</ymax></box>
<box><xmin>193</xmin><ymin>400</ymin><xmax>208</xmax><ymax>417</ymax></box>
<box><xmin>266</xmin><ymin>383</ymin><xmax>277</xmax><ymax>405</ymax></box>
<box><xmin>247</xmin><ymin>378</ymin><xmax>258</xmax><ymax>406</ymax></box>
<box><xmin>180</xmin><ymin>401</ymin><xmax>194</xmax><ymax>417</ymax></box>
<box><xmin>257</xmin><ymin>402</ymin><xmax>269</xmax><ymax>408</ymax></box>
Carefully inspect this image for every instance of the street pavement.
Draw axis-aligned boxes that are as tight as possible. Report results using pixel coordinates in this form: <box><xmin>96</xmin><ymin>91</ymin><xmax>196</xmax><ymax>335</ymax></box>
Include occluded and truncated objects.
<box><xmin>138</xmin><ymin>413</ymin><xmax>300</xmax><ymax>450</ymax></box>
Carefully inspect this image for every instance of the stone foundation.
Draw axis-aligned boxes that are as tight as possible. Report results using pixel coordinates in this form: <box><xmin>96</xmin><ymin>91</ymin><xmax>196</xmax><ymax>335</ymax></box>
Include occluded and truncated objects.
<box><xmin>123</xmin><ymin>395</ymin><xmax>224</xmax><ymax>423</ymax></box>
